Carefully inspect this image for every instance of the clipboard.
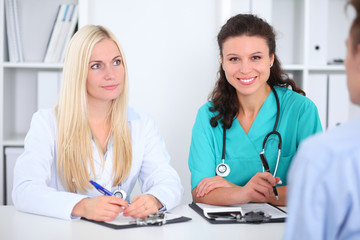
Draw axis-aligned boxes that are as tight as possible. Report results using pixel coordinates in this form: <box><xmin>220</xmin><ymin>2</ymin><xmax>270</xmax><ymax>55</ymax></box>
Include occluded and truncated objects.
<box><xmin>81</xmin><ymin>212</ymin><xmax>192</xmax><ymax>229</ymax></box>
<box><xmin>189</xmin><ymin>202</ymin><xmax>286</xmax><ymax>224</ymax></box>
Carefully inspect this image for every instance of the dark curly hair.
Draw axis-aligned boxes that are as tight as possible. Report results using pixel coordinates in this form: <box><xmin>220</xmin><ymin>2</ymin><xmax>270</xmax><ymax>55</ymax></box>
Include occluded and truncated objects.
<box><xmin>209</xmin><ymin>14</ymin><xmax>304</xmax><ymax>129</ymax></box>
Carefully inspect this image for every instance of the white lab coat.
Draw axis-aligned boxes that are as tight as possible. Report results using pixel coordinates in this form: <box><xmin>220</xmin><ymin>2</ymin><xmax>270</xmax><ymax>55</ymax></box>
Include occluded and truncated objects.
<box><xmin>12</xmin><ymin>107</ymin><xmax>184</xmax><ymax>220</ymax></box>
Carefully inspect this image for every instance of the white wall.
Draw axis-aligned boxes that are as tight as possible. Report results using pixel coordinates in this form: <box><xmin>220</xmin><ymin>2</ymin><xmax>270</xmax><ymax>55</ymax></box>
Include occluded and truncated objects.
<box><xmin>79</xmin><ymin>0</ymin><xmax>229</xmax><ymax>204</ymax></box>
<box><xmin>77</xmin><ymin>0</ymin><xmax>358</xmax><ymax>205</ymax></box>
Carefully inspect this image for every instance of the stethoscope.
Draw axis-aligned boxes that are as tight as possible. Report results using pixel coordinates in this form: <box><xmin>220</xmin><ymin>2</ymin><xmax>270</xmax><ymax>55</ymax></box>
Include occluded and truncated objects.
<box><xmin>90</xmin><ymin>180</ymin><xmax>128</xmax><ymax>200</ymax></box>
<box><xmin>89</xmin><ymin>135</ymin><xmax>128</xmax><ymax>200</ymax></box>
<box><xmin>216</xmin><ymin>87</ymin><xmax>282</xmax><ymax>177</ymax></box>
<box><xmin>113</xmin><ymin>185</ymin><xmax>127</xmax><ymax>200</ymax></box>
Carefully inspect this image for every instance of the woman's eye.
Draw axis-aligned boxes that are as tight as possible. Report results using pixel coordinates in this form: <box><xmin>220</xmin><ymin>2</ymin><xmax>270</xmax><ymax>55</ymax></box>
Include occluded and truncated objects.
<box><xmin>91</xmin><ymin>64</ymin><xmax>101</xmax><ymax>69</ymax></box>
<box><xmin>252</xmin><ymin>56</ymin><xmax>261</xmax><ymax>60</ymax></box>
<box><xmin>229</xmin><ymin>57</ymin><xmax>238</xmax><ymax>62</ymax></box>
<box><xmin>114</xmin><ymin>59</ymin><xmax>121</xmax><ymax>65</ymax></box>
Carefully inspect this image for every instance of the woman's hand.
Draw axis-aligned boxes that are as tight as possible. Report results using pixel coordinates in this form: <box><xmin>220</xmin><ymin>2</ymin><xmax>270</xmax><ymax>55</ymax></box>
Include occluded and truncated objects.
<box><xmin>71</xmin><ymin>196</ymin><xmax>129</xmax><ymax>222</ymax></box>
<box><xmin>241</xmin><ymin>172</ymin><xmax>280</xmax><ymax>203</ymax></box>
<box><xmin>196</xmin><ymin>176</ymin><xmax>236</xmax><ymax>198</ymax></box>
<box><xmin>123</xmin><ymin>194</ymin><xmax>163</xmax><ymax>219</ymax></box>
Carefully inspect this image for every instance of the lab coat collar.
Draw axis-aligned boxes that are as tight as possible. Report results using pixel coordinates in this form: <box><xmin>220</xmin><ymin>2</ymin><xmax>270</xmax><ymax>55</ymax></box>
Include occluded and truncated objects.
<box><xmin>127</xmin><ymin>106</ymin><xmax>140</xmax><ymax>121</ymax></box>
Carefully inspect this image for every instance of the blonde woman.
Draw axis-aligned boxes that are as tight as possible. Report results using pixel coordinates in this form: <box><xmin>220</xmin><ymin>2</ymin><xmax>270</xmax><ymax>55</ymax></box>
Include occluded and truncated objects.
<box><xmin>12</xmin><ymin>25</ymin><xmax>183</xmax><ymax>221</ymax></box>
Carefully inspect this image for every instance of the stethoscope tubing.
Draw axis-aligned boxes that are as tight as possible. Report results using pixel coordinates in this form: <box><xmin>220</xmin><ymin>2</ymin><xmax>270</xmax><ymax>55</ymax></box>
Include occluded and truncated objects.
<box><xmin>218</xmin><ymin>87</ymin><xmax>282</xmax><ymax>177</ymax></box>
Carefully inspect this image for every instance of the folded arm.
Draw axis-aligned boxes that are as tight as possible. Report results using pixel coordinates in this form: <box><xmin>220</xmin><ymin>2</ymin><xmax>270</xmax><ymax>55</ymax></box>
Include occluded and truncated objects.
<box><xmin>192</xmin><ymin>173</ymin><xmax>286</xmax><ymax>206</ymax></box>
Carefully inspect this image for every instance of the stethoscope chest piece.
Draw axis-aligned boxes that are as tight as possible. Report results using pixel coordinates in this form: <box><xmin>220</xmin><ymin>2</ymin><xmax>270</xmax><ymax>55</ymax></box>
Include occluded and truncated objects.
<box><xmin>216</xmin><ymin>87</ymin><xmax>282</xmax><ymax>178</ymax></box>
<box><xmin>216</xmin><ymin>162</ymin><xmax>230</xmax><ymax>177</ymax></box>
<box><xmin>113</xmin><ymin>189</ymin><xmax>127</xmax><ymax>200</ymax></box>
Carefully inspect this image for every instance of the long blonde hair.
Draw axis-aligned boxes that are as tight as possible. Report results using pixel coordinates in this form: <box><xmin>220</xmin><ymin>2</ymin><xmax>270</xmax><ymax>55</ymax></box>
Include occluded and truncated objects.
<box><xmin>56</xmin><ymin>25</ymin><xmax>132</xmax><ymax>193</ymax></box>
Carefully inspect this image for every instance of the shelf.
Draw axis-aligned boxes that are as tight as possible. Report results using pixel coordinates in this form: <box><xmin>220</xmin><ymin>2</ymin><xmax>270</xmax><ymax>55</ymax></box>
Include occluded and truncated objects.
<box><xmin>283</xmin><ymin>64</ymin><xmax>346</xmax><ymax>72</ymax></box>
<box><xmin>0</xmin><ymin>0</ymin><xmax>77</xmax><ymax>206</ymax></box>
<box><xmin>308</xmin><ymin>65</ymin><xmax>345</xmax><ymax>71</ymax></box>
<box><xmin>2</xmin><ymin>62</ymin><xmax>63</xmax><ymax>69</ymax></box>
<box><xmin>2</xmin><ymin>141</ymin><xmax>25</xmax><ymax>147</ymax></box>
<box><xmin>2</xmin><ymin>134</ymin><xmax>26</xmax><ymax>146</ymax></box>
<box><xmin>283</xmin><ymin>64</ymin><xmax>305</xmax><ymax>71</ymax></box>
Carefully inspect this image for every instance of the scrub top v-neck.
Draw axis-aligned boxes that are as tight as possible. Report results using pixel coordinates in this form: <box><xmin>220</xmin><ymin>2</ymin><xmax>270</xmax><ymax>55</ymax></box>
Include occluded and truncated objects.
<box><xmin>188</xmin><ymin>86</ymin><xmax>322</xmax><ymax>189</ymax></box>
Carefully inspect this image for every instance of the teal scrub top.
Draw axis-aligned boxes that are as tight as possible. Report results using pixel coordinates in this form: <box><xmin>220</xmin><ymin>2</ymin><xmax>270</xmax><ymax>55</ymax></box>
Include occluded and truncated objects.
<box><xmin>188</xmin><ymin>86</ymin><xmax>323</xmax><ymax>190</ymax></box>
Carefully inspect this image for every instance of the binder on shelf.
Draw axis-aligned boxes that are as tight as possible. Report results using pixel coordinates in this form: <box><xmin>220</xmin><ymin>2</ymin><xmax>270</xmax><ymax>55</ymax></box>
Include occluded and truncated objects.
<box><xmin>305</xmin><ymin>74</ymin><xmax>328</xmax><ymax>129</ymax></box>
<box><xmin>52</xmin><ymin>4</ymin><xmax>73</xmax><ymax>63</ymax></box>
<box><xmin>5</xmin><ymin>0</ymin><xmax>24</xmax><ymax>62</ymax></box>
<box><xmin>189</xmin><ymin>202</ymin><xmax>287</xmax><ymax>224</ymax></box>
<box><xmin>4</xmin><ymin>0</ymin><xmax>16</xmax><ymax>61</ymax></box>
<box><xmin>59</xmin><ymin>4</ymin><xmax>79</xmax><ymax>62</ymax></box>
<box><xmin>307</xmin><ymin>0</ymin><xmax>328</xmax><ymax>65</ymax></box>
<box><xmin>328</xmin><ymin>74</ymin><xmax>349</xmax><ymax>129</ymax></box>
<box><xmin>44</xmin><ymin>4</ymin><xmax>78</xmax><ymax>63</ymax></box>
<box><xmin>43</xmin><ymin>5</ymin><xmax>62</xmax><ymax>62</ymax></box>
<box><xmin>44</xmin><ymin>4</ymin><xmax>68</xmax><ymax>62</ymax></box>
<box><xmin>12</xmin><ymin>0</ymin><xmax>23</xmax><ymax>62</ymax></box>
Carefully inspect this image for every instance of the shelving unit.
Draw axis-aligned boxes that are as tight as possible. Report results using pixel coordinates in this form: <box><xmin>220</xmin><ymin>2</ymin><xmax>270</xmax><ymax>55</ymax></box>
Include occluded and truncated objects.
<box><xmin>247</xmin><ymin>0</ymin><xmax>359</xmax><ymax>129</ymax></box>
<box><xmin>0</xmin><ymin>0</ymin><xmax>357</xmax><ymax>205</ymax></box>
<box><xmin>0</xmin><ymin>0</ymin><xmax>77</xmax><ymax>205</ymax></box>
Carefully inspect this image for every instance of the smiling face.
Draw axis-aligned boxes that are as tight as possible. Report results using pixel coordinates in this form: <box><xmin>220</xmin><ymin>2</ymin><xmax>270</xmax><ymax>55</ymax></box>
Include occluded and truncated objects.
<box><xmin>221</xmin><ymin>35</ymin><xmax>274</xmax><ymax>99</ymax></box>
<box><xmin>86</xmin><ymin>38</ymin><xmax>125</xmax><ymax>106</ymax></box>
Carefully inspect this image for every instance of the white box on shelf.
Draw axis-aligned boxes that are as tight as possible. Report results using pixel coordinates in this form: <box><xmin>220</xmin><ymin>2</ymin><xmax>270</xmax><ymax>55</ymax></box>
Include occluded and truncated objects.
<box><xmin>305</xmin><ymin>74</ymin><xmax>328</xmax><ymax>129</ymax></box>
<box><xmin>307</xmin><ymin>0</ymin><xmax>328</xmax><ymax>65</ymax></box>
<box><xmin>37</xmin><ymin>71</ymin><xmax>61</xmax><ymax>110</ymax></box>
<box><xmin>327</xmin><ymin>0</ymin><xmax>354</xmax><ymax>65</ymax></box>
<box><xmin>5</xmin><ymin>147</ymin><xmax>24</xmax><ymax>205</ymax></box>
<box><xmin>218</xmin><ymin>0</ymin><xmax>251</xmax><ymax>27</ymax></box>
<box><xmin>349</xmin><ymin>103</ymin><xmax>360</xmax><ymax>121</ymax></box>
<box><xmin>328</xmin><ymin>74</ymin><xmax>349</xmax><ymax>129</ymax></box>
<box><xmin>272</xmin><ymin>0</ymin><xmax>305</xmax><ymax>65</ymax></box>
<box><xmin>229</xmin><ymin>0</ymin><xmax>251</xmax><ymax>15</ymax></box>
<box><xmin>251</xmin><ymin>0</ymin><xmax>272</xmax><ymax>24</ymax></box>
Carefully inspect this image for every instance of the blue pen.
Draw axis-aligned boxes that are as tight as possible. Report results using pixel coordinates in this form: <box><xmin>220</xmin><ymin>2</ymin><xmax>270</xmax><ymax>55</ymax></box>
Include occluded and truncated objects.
<box><xmin>89</xmin><ymin>180</ymin><xmax>114</xmax><ymax>196</ymax></box>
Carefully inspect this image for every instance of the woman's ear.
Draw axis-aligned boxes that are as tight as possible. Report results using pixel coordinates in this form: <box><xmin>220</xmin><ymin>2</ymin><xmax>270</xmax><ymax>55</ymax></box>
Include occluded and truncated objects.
<box><xmin>270</xmin><ymin>53</ymin><xmax>275</xmax><ymax>64</ymax></box>
<box><xmin>219</xmin><ymin>55</ymin><xmax>224</xmax><ymax>67</ymax></box>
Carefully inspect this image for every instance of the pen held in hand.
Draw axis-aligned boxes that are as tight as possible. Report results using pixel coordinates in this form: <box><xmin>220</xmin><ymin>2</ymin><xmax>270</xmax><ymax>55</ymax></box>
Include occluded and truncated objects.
<box><xmin>89</xmin><ymin>180</ymin><xmax>114</xmax><ymax>196</ymax></box>
<box><xmin>259</xmin><ymin>153</ymin><xmax>279</xmax><ymax>200</ymax></box>
<box><xmin>90</xmin><ymin>180</ymin><xmax>128</xmax><ymax>201</ymax></box>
